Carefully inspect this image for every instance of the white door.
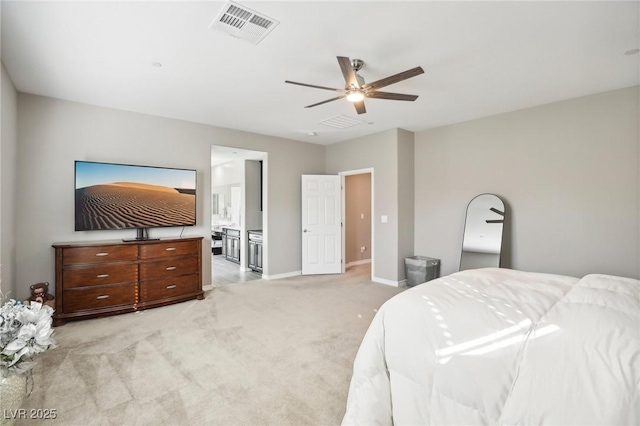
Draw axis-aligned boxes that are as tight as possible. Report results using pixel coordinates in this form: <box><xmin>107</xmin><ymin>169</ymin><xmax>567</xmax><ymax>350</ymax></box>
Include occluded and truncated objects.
<box><xmin>301</xmin><ymin>175</ymin><xmax>342</xmax><ymax>275</ymax></box>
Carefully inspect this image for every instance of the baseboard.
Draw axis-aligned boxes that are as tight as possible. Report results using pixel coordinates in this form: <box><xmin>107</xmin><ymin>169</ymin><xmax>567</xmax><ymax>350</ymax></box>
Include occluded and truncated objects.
<box><xmin>372</xmin><ymin>276</ymin><xmax>408</xmax><ymax>287</ymax></box>
<box><xmin>207</xmin><ymin>269</ymin><xmax>301</xmax><ymax>284</ymax></box>
<box><xmin>262</xmin><ymin>270</ymin><xmax>302</xmax><ymax>280</ymax></box>
<box><xmin>346</xmin><ymin>259</ymin><xmax>372</xmax><ymax>267</ymax></box>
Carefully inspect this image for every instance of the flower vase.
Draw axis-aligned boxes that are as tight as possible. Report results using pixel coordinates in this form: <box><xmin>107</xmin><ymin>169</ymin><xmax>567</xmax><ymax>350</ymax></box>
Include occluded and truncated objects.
<box><xmin>0</xmin><ymin>373</ymin><xmax>26</xmax><ymax>426</ymax></box>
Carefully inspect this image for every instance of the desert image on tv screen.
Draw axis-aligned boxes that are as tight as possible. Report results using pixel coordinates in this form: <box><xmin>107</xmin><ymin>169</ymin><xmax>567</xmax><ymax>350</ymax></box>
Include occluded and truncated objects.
<box><xmin>75</xmin><ymin>162</ymin><xmax>196</xmax><ymax>231</ymax></box>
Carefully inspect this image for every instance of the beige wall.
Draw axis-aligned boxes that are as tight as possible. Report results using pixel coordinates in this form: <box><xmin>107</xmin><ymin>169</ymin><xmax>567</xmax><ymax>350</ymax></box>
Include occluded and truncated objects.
<box><xmin>397</xmin><ymin>129</ymin><xmax>415</xmax><ymax>280</ymax></box>
<box><xmin>10</xmin><ymin>86</ymin><xmax>638</xmax><ymax>300</ymax></box>
<box><xmin>326</xmin><ymin>128</ymin><xmax>415</xmax><ymax>284</ymax></box>
<box><xmin>15</xmin><ymin>94</ymin><xmax>325</xmax><ymax>299</ymax></box>
<box><xmin>414</xmin><ymin>86</ymin><xmax>639</xmax><ymax>279</ymax></box>
<box><xmin>345</xmin><ymin>173</ymin><xmax>371</xmax><ymax>264</ymax></box>
<box><xmin>326</xmin><ymin>129</ymin><xmax>398</xmax><ymax>282</ymax></box>
<box><xmin>245</xmin><ymin>160</ymin><xmax>263</xmax><ymax>232</ymax></box>
<box><xmin>1</xmin><ymin>63</ymin><xmax>18</xmax><ymax>297</ymax></box>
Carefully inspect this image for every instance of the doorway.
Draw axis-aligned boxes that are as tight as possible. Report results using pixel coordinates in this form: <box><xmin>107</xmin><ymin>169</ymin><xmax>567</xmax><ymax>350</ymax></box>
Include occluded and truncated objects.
<box><xmin>341</xmin><ymin>169</ymin><xmax>374</xmax><ymax>280</ymax></box>
<box><xmin>210</xmin><ymin>145</ymin><xmax>267</xmax><ymax>286</ymax></box>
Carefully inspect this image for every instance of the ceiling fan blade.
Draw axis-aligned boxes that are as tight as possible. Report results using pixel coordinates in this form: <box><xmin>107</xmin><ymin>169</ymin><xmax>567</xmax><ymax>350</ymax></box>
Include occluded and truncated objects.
<box><xmin>353</xmin><ymin>100</ymin><xmax>366</xmax><ymax>115</ymax></box>
<box><xmin>367</xmin><ymin>91</ymin><xmax>419</xmax><ymax>101</ymax></box>
<box><xmin>337</xmin><ymin>56</ymin><xmax>360</xmax><ymax>88</ymax></box>
<box><xmin>363</xmin><ymin>66</ymin><xmax>424</xmax><ymax>91</ymax></box>
<box><xmin>285</xmin><ymin>80</ymin><xmax>343</xmax><ymax>92</ymax></box>
<box><xmin>305</xmin><ymin>95</ymin><xmax>346</xmax><ymax>108</ymax></box>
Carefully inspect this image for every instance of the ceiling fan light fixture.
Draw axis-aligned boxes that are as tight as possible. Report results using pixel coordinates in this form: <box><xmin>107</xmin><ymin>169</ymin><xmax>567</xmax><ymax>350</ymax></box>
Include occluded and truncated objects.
<box><xmin>346</xmin><ymin>90</ymin><xmax>365</xmax><ymax>103</ymax></box>
<box><xmin>285</xmin><ymin>56</ymin><xmax>423</xmax><ymax>114</ymax></box>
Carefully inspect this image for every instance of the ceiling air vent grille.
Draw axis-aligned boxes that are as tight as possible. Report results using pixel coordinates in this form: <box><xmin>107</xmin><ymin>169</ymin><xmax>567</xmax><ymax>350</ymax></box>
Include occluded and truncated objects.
<box><xmin>319</xmin><ymin>115</ymin><xmax>364</xmax><ymax>129</ymax></box>
<box><xmin>210</xmin><ymin>1</ymin><xmax>279</xmax><ymax>44</ymax></box>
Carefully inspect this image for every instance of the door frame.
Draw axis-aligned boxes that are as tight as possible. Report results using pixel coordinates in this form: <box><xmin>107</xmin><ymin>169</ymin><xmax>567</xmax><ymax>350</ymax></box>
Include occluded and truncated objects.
<box><xmin>339</xmin><ymin>168</ymin><xmax>374</xmax><ymax>280</ymax></box>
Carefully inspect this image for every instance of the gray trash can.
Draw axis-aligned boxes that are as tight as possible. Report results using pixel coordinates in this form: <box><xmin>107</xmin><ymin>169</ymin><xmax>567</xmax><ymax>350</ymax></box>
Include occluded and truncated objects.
<box><xmin>405</xmin><ymin>256</ymin><xmax>440</xmax><ymax>287</ymax></box>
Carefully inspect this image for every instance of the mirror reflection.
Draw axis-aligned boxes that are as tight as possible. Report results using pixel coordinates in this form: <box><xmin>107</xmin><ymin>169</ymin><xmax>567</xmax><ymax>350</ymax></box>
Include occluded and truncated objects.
<box><xmin>460</xmin><ymin>194</ymin><xmax>505</xmax><ymax>271</ymax></box>
<box><xmin>212</xmin><ymin>193</ymin><xmax>225</xmax><ymax>215</ymax></box>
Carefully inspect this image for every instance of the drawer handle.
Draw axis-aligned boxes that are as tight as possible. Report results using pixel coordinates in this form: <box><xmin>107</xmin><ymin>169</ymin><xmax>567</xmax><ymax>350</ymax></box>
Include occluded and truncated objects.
<box><xmin>166</xmin><ymin>266</ymin><xmax>177</xmax><ymax>271</ymax></box>
<box><xmin>96</xmin><ymin>274</ymin><xmax>110</xmax><ymax>278</ymax></box>
<box><xmin>166</xmin><ymin>284</ymin><xmax>177</xmax><ymax>289</ymax></box>
<box><xmin>96</xmin><ymin>295</ymin><xmax>110</xmax><ymax>300</ymax></box>
<box><xmin>165</xmin><ymin>247</ymin><xmax>176</xmax><ymax>251</ymax></box>
<box><xmin>95</xmin><ymin>252</ymin><xmax>109</xmax><ymax>257</ymax></box>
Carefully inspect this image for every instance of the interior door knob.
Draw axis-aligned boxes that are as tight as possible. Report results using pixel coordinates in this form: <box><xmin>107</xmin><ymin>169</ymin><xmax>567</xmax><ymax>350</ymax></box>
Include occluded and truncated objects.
<box><xmin>303</xmin><ymin>229</ymin><xmax>309</xmax><ymax>233</ymax></box>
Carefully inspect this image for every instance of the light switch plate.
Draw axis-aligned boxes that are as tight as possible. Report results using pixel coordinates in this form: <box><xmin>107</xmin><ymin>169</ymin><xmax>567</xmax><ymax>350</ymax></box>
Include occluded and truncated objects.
<box><xmin>381</xmin><ymin>215</ymin><xmax>388</xmax><ymax>223</ymax></box>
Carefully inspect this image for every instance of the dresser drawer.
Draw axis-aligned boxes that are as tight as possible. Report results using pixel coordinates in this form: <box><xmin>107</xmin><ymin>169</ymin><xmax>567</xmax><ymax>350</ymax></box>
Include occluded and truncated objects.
<box><xmin>139</xmin><ymin>275</ymin><xmax>198</xmax><ymax>302</ymax></box>
<box><xmin>139</xmin><ymin>241</ymin><xmax>198</xmax><ymax>259</ymax></box>
<box><xmin>140</xmin><ymin>257</ymin><xmax>198</xmax><ymax>281</ymax></box>
<box><xmin>63</xmin><ymin>245</ymin><xmax>138</xmax><ymax>265</ymax></box>
<box><xmin>63</xmin><ymin>283</ymin><xmax>137</xmax><ymax>312</ymax></box>
<box><xmin>63</xmin><ymin>264</ymin><xmax>138</xmax><ymax>289</ymax></box>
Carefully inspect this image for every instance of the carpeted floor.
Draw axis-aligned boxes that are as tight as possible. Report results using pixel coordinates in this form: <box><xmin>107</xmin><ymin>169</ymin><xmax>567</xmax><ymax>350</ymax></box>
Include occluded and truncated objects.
<box><xmin>14</xmin><ymin>265</ymin><xmax>403</xmax><ymax>425</ymax></box>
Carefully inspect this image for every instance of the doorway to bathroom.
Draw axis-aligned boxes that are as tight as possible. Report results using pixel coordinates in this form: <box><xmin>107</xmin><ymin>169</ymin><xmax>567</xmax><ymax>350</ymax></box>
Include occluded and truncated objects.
<box><xmin>211</xmin><ymin>145</ymin><xmax>267</xmax><ymax>286</ymax></box>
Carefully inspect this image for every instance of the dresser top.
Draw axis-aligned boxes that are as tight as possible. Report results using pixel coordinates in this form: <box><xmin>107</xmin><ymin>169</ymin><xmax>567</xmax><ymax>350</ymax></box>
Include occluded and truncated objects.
<box><xmin>52</xmin><ymin>236</ymin><xmax>203</xmax><ymax>248</ymax></box>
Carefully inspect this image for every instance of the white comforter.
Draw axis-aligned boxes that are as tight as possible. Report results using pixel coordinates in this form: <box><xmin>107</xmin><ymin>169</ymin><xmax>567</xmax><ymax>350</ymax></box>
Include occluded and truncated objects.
<box><xmin>342</xmin><ymin>268</ymin><xmax>640</xmax><ymax>425</ymax></box>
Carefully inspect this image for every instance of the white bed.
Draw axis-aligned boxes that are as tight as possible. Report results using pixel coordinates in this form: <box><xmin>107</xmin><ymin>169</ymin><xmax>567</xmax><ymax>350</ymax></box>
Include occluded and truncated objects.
<box><xmin>342</xmin><ymin>268</ymin><xmax>640</xmax><ymax>425</ymax></box>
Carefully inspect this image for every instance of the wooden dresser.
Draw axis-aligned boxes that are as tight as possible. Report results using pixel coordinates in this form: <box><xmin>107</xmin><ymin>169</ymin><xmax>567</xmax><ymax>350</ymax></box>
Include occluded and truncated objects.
<box><xmin>52</xmin><ymin>237</ymin><xmax>204</xmax><ymax>326</ymax></box>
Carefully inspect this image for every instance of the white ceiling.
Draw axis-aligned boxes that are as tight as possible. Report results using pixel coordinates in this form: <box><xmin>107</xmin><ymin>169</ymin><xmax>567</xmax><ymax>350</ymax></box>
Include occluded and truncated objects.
<box><xmin>2</xmin><ymin>1</ymin><xmax>638</xmax><ymax>145</ymax></box>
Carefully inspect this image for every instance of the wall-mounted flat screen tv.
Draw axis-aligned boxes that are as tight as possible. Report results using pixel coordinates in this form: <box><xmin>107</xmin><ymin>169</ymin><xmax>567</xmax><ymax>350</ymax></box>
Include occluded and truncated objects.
<box><xmin>75</xmin><ymin>161</ymin><xmax>196</xmax><ymax>237</ymax></box>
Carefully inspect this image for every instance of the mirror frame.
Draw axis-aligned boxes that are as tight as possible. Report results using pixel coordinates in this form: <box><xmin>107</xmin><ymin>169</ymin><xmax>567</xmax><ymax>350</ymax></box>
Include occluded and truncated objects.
<box><xmin>459</xmin><ymin>193</ymin><xmax>505</xmax><ymax>271</ymax></box>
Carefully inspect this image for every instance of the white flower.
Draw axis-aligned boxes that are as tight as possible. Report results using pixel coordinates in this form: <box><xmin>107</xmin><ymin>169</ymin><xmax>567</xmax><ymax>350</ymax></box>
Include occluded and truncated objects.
<box><xmin>0</xmin><ymin>295</ymin><xmax>56</xmax><ymax>374</ymax></box>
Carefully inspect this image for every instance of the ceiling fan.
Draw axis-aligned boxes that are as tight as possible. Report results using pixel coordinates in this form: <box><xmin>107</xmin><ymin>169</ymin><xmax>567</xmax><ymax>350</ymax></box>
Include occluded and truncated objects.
<box><xmin>285</xmin><ymin>56</ymin><xmax>424</xmax><ymax>115</ymax></box>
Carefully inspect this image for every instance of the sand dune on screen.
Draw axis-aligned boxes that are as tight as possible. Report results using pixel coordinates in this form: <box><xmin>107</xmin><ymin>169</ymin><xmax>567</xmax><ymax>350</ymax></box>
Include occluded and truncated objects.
<box><xmin>75</xmin><ymin>183</ymin><xmax>195</xmax><ymax>230</ymax></box>
<box><xmin>109</xmin><ymin>182</ymin><xmax>180</xmax><ymax>193</ymax></box>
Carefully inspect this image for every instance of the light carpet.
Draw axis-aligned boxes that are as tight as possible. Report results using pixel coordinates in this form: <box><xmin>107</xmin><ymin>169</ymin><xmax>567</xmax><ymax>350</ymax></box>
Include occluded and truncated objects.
<box><xmin>14</xmin><ymin>265</ymin><xmax>403</xmax><ymax>425</ymax></box>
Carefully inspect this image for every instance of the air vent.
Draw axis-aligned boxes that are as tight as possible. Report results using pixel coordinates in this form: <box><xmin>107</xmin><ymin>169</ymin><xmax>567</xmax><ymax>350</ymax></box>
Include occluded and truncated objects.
<box><xmin>210</xmin><ymin>1</ymin><xmax>279</xmax><ymax>44</ymax></box>
<box><xmin>319</xmin><ymin>115</ymin><xmax>364</xmax><ymax>129</ymax></box>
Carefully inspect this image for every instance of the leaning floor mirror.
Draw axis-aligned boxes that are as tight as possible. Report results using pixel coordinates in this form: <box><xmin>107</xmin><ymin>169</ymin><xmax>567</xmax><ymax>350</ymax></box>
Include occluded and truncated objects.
<box><xmin>460</xmin><ymin>193</ymin><xmax>505</xmax><ymax>271</ymax></box>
